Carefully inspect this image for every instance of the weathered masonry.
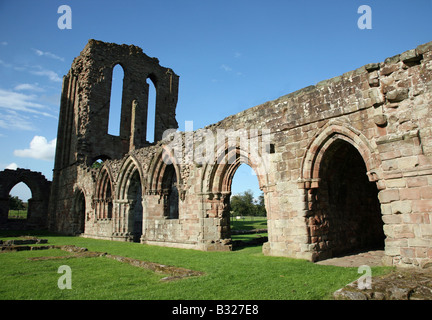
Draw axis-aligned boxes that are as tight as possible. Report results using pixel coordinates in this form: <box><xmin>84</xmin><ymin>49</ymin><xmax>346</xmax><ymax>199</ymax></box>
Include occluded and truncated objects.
<box><xmin>48</xmin><ymin>39</ymin><xmax>432</xmax><ymax>268</ymax></box>
<box><xmin>0</xmin><ymin>169</ymin><xmax>51</xmax><ymax>230</ymax></box>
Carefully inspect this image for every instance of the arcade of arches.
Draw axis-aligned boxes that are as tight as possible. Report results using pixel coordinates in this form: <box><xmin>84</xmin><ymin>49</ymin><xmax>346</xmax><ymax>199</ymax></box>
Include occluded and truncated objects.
<box><xmin>3</xmin><ymin>39</ymin><xmax>432</xmax><ymax>269</ymax></box>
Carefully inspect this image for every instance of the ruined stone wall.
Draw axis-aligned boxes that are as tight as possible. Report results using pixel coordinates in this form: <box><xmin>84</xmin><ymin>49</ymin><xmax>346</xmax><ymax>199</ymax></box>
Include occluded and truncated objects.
<box><xmin>50</xmin><ymin>40</ymin><xmax>432</xmax><ymax>268</ymax></box>
<box><xmin>49</xmin><ymin>39</ymin><xmax>179</xmax><ymax>235</ymax></box>
<box><xmin>0</xmin><ymin>169</ymin><xmax>51</xmax><ymax>230</ymax></box>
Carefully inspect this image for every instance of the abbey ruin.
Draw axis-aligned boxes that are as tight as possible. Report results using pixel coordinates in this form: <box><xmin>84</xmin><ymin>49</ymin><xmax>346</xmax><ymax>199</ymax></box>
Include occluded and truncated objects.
<box><xmin>2</xmin><ymin>39</ymin><xmax>432</xmax><ymax>268</ymax></box>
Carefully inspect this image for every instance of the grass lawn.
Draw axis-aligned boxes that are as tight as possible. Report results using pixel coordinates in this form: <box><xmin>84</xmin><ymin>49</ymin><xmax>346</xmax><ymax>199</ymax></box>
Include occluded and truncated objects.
<box><xmin>0</xmin><ymin>230</ymin><xmax>392</xmax><ymax>300</ymax></box>
<box><xmin>230</xmin><ymin>216</ymin><xmax>267</xmax><ymax>231</ymax></box>
<box><xmin>8</xmin><ymin>209</ymin><xmax>27</xmax><ymax>219</ymax></box>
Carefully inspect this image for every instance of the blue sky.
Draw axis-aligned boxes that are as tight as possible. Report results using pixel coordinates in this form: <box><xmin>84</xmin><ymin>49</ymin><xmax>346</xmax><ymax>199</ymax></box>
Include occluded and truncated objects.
<box><xmin>1</xmin><ymin>0</ymin><xmax>431</xmax><ymax>201</ymax></box>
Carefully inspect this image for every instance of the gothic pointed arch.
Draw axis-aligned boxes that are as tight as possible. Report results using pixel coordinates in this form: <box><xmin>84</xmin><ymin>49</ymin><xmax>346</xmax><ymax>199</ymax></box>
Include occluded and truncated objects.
<box><xmin>115</xmin><ymin>155</ymin><xmax>144</xmax><ymax>241</ymax></box>
<box><xmin>94</xmin><ymin>164</ymin><xmax>114</xmax><ymax>219</ymax></box>
<box><xmin>147</xmin><ymin>146</ymin><xmax>181</xmax><ymax>193</ymax></box>
<box><xmin>201</xmin><ymin>142</ymin><xmax>269</xmax><ymax>195</ymax></box>
<box><xmin>71</xmin><ymin>186</ymin><xmax>86</xmax><ymax>234</ymax></box>
<box><xmin>301</xmin><ymin>122</ymin><xmax>385</xmax><ymax>260</ymax></box>
<box><xmin>301</xmin><ymin>122</ymin><xmax>381</xmax><ymax>189</ymax></box>
<box><xmin>147</xmin><ymin>146</ymin><xmax>181</xmax><ymax>219</ymax></box>
<box><xmin>116</xmin><ymin>155</ymin><xmax>144</xmax><ymax>200</ymax></box>
<box><xmin>0</xmin><ymin>169</ymin><xmax>51</xmax><ymax>229</ymax></box>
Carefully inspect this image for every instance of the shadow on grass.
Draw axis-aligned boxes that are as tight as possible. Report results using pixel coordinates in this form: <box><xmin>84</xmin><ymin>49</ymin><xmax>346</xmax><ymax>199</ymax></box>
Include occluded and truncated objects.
<box><xmin>0</xmin><ymin>230</ymin><xmax>78</xmax><ymax>241</ymax></box>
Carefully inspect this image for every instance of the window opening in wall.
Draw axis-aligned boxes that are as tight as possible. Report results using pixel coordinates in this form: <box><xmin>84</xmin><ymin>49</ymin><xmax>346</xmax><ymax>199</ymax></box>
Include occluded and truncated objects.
<box><xmin>127</xmin><ymin>170</ymin><xmax>143</xmax><ymax>242</ymax></box>
<box><xmin>91</xmin><ymin>156</ymin><xmax>110</xmax><ymax>169</ymax></box>
<box><xmin>108</xmin><ymin>64</ymin><xmax>124</xmax><ymax>136</ymax></box>
<box><xmin>8</xmin><ymin>182</ymin><xmax>31</xmax><ymax>220</ymax></box>
<box><xmin>162</xmin><ymin>164</ymin><xmax>178</xmax><ymax>219</ymax></box>
<box><xmin>146</xmin><ymin>77</ymin><xmax>156</xmax><ymax>143</ymax></box>
<box><xmin>75</xmin><ymin>190</ymin><xmax>86</xmax><ymax>234</ymax></box>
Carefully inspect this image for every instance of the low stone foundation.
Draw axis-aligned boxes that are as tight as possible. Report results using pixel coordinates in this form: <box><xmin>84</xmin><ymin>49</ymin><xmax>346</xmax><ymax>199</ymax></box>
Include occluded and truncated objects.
<box><xmin>334</xmin><ymin>268</ymin><xmax>432</xmax><ymax>300</ymax></box>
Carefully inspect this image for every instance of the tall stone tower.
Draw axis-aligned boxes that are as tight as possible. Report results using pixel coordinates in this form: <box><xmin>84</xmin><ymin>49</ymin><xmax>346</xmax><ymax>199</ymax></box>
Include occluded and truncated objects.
<box><xmin>49</xmin><ymin>39</ymin><xmax>179</xmax><ymax>233</ymax></box>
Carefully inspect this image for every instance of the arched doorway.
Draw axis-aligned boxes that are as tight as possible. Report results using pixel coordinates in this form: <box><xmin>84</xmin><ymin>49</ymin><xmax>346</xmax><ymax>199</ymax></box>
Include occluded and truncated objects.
<box><xmin>203</xmin><ymin>145</ymin><xmax>269</xmax><ymax>248</ymax></box>
<box><xmin>127</xmin><ymin>170</ymin><xmax>143</xmax><ymax>242</ymax></box>
<box><xmin>230</xmin><ymin>163</ymin><xmax>267</xmax><ymax>247</ymax></box>
<box><xmin>73</xmin><ymin>190</ymin><xmax>86</xmax><ymax>234</ymax></box>
<box><xmin>94</xmin><ymin>167</ymin><xmax>113</xmax><ymax>220</ymax></box>
<box><xmin>0</xmin><ymin>169</ymin><xmax>51</xmax><ymax>230</ymax></box>
<box><xmin>162</xmin><ymin>164</ymin><xmax>179</xmax><ymax>219</ymax></box>
<box><xmin>308</xmin><ymin>139</ymin><xmax>385</xmax><ymax>259</ymax></box>
<box><xmin>8</xmin><ymin>182</ymin><xmax>31</xmax><ymax>220</ymax></box>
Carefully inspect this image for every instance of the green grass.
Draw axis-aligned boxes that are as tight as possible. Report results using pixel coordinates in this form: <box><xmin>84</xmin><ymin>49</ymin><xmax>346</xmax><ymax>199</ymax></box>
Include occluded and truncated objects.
<box><xmin>0</xmin><ymin>231</ymin><xmax>392</xmax><ymax>300</ymax></box>
<box><xmin>231</xmin><ymin>216</ymin><xmax>268</xmax><ymax>241</ymax></box>
<box><xmin>232</xmin><ymin>233</ymin><xmax>268</xmax><ymax>242</ymax></box>
<box><xmin>8</xmin><ymin>209</ymin><xmax>27</xmax><ymax>219</ymax></box>
<box><xmin>230</xmin><ymin>216</ymin><xmax>267</xmax><ymax>231</ymax></box>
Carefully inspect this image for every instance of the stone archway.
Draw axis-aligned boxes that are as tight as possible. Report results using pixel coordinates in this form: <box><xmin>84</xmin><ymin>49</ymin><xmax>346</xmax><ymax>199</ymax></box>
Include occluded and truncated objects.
<box><xmin>201</xmin><ymin>145</ymin><xmax>269</xmax><ymax>244</ymax></box>
<box><xmin>301</xmin><ymin>123</ymin><xmax>385</xmax><ymax>261</ymax></box>
<box><xmin>311</xmin><ymin>139</ymin><xmax>385</xmax><ymax>259</ymax></box>
<box><xmin>0</xmin><ymin>169</ymin><xmax>51</xmax><ymax>230</ymax></box>
<box><xmin>94</xmin><ymin>165</ymin><xmax>114</xmax><ymax>220</ymax></box>
<box><xmin>72</xmin><ymin>189</ymin><xmax>86</xmax><ymax>234</ymax></box>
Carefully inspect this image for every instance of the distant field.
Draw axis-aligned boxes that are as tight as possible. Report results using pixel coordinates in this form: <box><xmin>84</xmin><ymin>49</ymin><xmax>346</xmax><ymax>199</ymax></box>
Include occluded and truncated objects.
<box><xmin>8</xmin><ymin>210</ymin><xmax>27</xmax><ymax>219</ymax></box>
<box><xmin>230</xmin><ymin>216</ymin><xmax>267</xmax><ymax>231</ymax></box>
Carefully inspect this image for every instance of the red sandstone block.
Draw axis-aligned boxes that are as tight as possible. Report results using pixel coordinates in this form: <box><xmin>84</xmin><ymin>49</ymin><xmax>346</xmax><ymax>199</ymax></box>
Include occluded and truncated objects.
<box><xmin>380</xmin><ymin>150</ymin><xmax>402</xmax><ymax>160</ymax></box>
<box><xmin>282</xmin><ymin>151</ymin><xmax>295</xmax><ymax>160</ymax></box>
<box><xmin>400</xmin><ymin>247</ymin><xmax>415</xmax><ymax>258</ymax></box>
<box><xmin>412</xmin><ymin>199</ymin><xmax>432</xmax><ymax>213</ymax></box>
<box><xmin>399</xmin><ymin>187</ymin><xmax>421</xmax><ymax>200</ymax></box>
<box><xmin>415</xmin><ymin>247</ymin><xmax>429</xmax><ymax>258</ymax></box>
<box><xmin>378</xmin><ymin>189</ymin><xmax>400</xmax><ymax>203</ymax></box>
<box><xmin>409</xmin><ymin>213</ymin><xmax>424</xmax><ymax>224</ymax></box>
<box><xmin>407</xmin><ymin>176</ymin><xmax>428</xmax><ymax>188</ymax></box>
<box><xmin>420</xmin><ymin>186</ymin><xmax>432</xmax><ymax>199</ymax></box>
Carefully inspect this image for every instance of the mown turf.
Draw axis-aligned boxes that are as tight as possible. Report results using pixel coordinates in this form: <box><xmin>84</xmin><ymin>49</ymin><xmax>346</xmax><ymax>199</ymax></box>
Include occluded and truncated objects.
<box><xmin>0</xmin><ymin>231</ymin><xmax>392</xmax><ymax>300</ymax></box>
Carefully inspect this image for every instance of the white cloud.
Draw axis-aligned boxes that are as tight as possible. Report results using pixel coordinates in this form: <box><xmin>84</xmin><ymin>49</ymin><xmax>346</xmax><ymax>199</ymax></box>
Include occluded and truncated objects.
<box><xmin>0</xmin><ymin>41</ymin><xmax>7</xmax><ymax>46</ymax></box>
<box><xmin>32</xmin><ymin>48</ymin><xmax>64</xmax><ymax>62</ymax></box>
<box><xmin>14</xmin><ymin>136</ymin><xmax>56</xmax><ymax>161</ymax></box>
<box><xmin>0</xmin><ymin>59</ymin><xmax>12</xmax><ymax>68</ymax></box>
<box><xmin>0</xmin><ymin>112</ymin><xmax>35</xmax><ymax>131</ymax></box>
<box><xmin>14</xmin><ymin>83</ymin><xmax>45</xmax><ymax>92</ymax></box>
<box><xmin>5</xmin><ymin>162</ymin><xmax>18</xmax><ymax>170</ymax></box>
<box><xmin>30</xmin><ymin>66</ymin><xmax>62</xmax><ymax>82</ymax></box>
<box><xmin>0</xmin><ymin>88</ymin><xmax>55</xmax><ymax>118</ymax></box>
<box><xmin>221</xmin><ymin>64</ymin><xmax>232</xmax><ymax>72</ymax></box>
<box><xmin>219</xmin><ymin>64</ymin><xmax>243</xmax><ymax>77</ymax></box>
<box><xmin>0</xmin><ymin>56</ymin><xmax>62</xmax><ymax>83</ymax></box>
<box><xmin>0</xmin><ymin>87</ymin><xmax>57</xmax><ymax>130</ymax></box>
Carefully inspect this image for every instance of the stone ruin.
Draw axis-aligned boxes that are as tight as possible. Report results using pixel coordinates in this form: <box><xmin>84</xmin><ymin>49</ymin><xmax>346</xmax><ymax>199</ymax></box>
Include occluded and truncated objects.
<box><xmin>2</xmin><ymin>39</ymin><xmax>432</xmax><ymax>269</ymax></box>
<box><xmin>0</xmin><ymin>169</ymin><xmax>51</xmax><ymax>230</ymax></box>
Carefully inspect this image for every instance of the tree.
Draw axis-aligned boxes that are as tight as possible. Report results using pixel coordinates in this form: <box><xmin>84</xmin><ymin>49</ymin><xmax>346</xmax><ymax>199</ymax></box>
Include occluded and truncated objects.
<box><xmin>230</xmin><ymin>189</ymin><xmax>266</xmax><ymax>217</ymax></box>
<box><xmin>9</xmin><ymin>195</ymin><xmax>25</xmax><ymax>210</ymax></box>
<box><xmin>255</xmin><ymin>193</ymin><xmax>267</xmax><ymax>217</ymax></box>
